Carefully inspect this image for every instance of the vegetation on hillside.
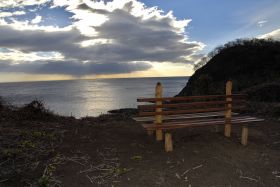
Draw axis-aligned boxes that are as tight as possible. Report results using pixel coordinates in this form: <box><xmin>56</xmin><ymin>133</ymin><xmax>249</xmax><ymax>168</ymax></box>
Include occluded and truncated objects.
<box><xmin>0</xmin><ymin>99</ymin><xmax>64</xmax><ymax>122</ymax></box>
<box><xmin>178</xmin><ymin>38</ymin><xmax>280</xmax><ymax>98</ymax></box>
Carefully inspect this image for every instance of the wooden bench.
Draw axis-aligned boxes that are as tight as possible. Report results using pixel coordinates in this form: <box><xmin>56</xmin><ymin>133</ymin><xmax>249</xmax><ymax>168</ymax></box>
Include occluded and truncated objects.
<box><xmin>133</xmin><ymin>80</ymin><xmax>264</xmax><ymax>152</ymax></box>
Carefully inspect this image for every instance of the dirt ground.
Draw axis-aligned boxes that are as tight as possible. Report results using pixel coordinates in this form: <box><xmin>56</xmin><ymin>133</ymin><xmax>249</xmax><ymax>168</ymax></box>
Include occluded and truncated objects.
<box><xmin>1</xmin><ymin>112</ymin><xmax>280</xmax><ymax>187</ymax></box>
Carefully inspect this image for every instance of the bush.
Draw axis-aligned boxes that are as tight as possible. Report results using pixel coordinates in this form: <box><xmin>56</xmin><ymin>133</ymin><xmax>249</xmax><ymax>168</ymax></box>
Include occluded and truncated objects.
<box><xmin>0</xmin><ymin>97</ymin><xmax>4</xmax><ymax>110</ymax></box>
<box><xmin>16</xmin><ymin>100</ymin><xmax>56</xmax><ymax>120</ymax></box>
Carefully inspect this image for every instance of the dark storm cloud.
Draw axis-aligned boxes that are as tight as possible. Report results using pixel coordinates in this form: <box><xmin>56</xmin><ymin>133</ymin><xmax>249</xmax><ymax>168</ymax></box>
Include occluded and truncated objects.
<box><xmin>0</xmin><ymin>25</ymin><xmax>87</xmax><ymax>52</ymax></box>
<box><xmin>0</xmin><ymin>60</ymin><xmax>152</xmax><ymax>75</ymax></box>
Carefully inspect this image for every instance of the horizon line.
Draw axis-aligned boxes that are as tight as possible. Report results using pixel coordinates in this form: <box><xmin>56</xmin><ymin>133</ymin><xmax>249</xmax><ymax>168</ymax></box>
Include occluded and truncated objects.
<box><xmin>0</xmin><ymin>75</ymin><xmax>190</xmax><ymax>84</ymax></box>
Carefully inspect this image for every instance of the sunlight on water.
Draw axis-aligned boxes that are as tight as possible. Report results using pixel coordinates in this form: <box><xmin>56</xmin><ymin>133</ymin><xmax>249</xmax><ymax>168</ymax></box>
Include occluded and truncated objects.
<box><xmin>0</xmin><ymin>77</ymin><xmax>188</xmax><ymax>118</ymax></box>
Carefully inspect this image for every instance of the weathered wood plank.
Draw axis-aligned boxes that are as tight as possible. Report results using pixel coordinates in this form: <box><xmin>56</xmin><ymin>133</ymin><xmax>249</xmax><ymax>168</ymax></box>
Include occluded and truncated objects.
<box><xmin>138</xmin><ymin>100</ymin><xmax>246</xmax><ymax>110</ymax></box>
<box><xmin>137</xmin><ymin>94</ymin><xmax>247</xmax><ymax>102</ymax></box>
<box><xmin>165</xmin><ymin>133</ymin><xmax>173</xmax><ymax>152</ymax></box>
<box><xmin>133</xmin><ymin>111</ymin><xmax>239</xmax><ymax>122</ymax></box>
<box><xmin>241</xmin><ymin>126</ymin><xmax>248</xmax><ymax>146</ymax></box>
<box><xmin>151</xmin><ymin>116</ymin><xmax>260</xmax><ymax>125</ymax></box>
<box><xmin>142</xmin><ymin>118</ymin><xmax>264</xmax><ymax>130</ymax></box>
<box><xmin>139</xmin><ymin>106</ymin><xmax>245</xmax><ymax>117</ymax></box>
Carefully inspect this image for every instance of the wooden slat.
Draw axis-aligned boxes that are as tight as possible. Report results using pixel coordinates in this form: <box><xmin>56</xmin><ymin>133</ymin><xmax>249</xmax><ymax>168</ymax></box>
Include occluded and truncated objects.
<box><xmin>142</xmin><ymin>118</ymin><xmax>264</xmax><ymax>130</ymax></box>
<box><xmin>139</xmin><ymin>106</ymin><xmax>246</xmax><ymax>117</ymax></box>
<box><xmin>151</xmin><ymin>116</ymin><xmax>258</xmax><ymax>125</ymax></box>
<box><xmin>143</xmin><ymin>116</ymin><xmax>259</xmax><ymax>127</ymax></box>
<box><xmin>138</xmin><ymin>100</ymin><xmax>246</xmax><ymax>110</ymax></box>
<box><xmin>133</xmin><ymin>111</ymin><xmax>239</xmax><ymax>122</ymax></box>
<box><xmin>137</xmin><ymin>94</ymin><xmax>247</xmax><ymax>102</ymax></box>
<box><xmin>144</xmin><ymin>119</ymin><xmax>264</xmax><ymax>130</ymax></box>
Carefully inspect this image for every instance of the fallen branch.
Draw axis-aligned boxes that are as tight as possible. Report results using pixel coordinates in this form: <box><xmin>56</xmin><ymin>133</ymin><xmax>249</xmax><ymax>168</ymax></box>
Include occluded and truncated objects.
<box><xmin>0</xmin><ymin>159</ymin><xmax>9</xmax><ymax>166</ymax></box>
<box><xmin>181</xmin><ymin>169</ymin><xmax>190</xmax><ymax>176</ymax></box>
<box><xmin>86</xmin><ymin>175</ymin><xmax>94</xmax><ymax>184</ymax></box>
<box><xmin>240</xmin><ymin>176</ymin><xmax>258</xmax><ymax>182</ymax></box>
<box><xmin>175</xmin><ymin>173</ymin><xmax>181</xmax><ymax>179</ymax></box>
<box><xmin>0</xmin><ymin>179</ymin><xmax>8</xmax><ymax>183</ymax></box>
<box><xmin>67</xmin><ymin>158</ymin><xmax>86</xmax><ymax>166</ymax></box>
<box><xmin>192</xmin><ymin>164</ymin><xmax>203</xmax><ymax>170</ymax></box>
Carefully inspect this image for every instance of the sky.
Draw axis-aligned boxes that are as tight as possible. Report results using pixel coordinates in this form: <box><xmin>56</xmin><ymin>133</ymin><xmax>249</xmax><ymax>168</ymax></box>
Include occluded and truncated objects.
<box><xmin>0</xmin><ymin>0</ymin><xmax>280</xmax><ymax>82</ymax></box>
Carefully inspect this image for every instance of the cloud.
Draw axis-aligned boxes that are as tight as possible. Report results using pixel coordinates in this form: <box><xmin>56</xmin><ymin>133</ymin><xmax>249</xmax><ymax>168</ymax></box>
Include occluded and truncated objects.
<box><xmin>0</xmin><ymin>0</ymin><xmax>204</xmax><ymax>76</ymax></box>
<box><xmin>0</xmin><ymin>11</ymin><xmax>25</xmax><ymax>18</ymax></box>
<box><xmin>0</xmin><ymin>25</ymin><xmax>87</xmax><ymax>52</ymax></box>
<box><xmin>257</xmin><ymin>20</ymin><xmax>267</xmax><ymax>27</ymax></box>
<box><xmin>31</xmin><ymin>15</ymin><xmax>42</xmax><ymax>24</ymax></box>
<box><xmin>0</xmin><ymin>49</ymin><xmax>63</xmax><ymax>62</ymax></box>
<box><xmin>259</xmin><ymin>28</ymin><xmax>280</xmax><ymax>40</ymax></box>
<box><xmin>0</xmin><ymin>60</ymin><xmax>152</xmax><ymax>75</ymax></box>
<box><xmin>0</xmin><ymin>0</ymin><xmax>50</xmax><ymax>8</ymax></box>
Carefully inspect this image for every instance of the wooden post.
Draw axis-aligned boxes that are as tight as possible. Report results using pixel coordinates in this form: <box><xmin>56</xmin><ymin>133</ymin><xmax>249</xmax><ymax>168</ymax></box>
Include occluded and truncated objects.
<box><xmin>241</xmin><ymin>126</ymin><xmax>248</xmax><ymax>146</ymax></box>
<box><xmin>224</xmin><ymin>80</ymin><xmax>232</xmax><ymax>137</ymax></box>
<box><xmin>165</xmin><ymin>133</ymin><xmax>173</xmax><ymax>152</ymax></box>
<box><xmin>155</xmin><ymin>82</ymin><xmax>163</xmax><ymax>141</ymax></box>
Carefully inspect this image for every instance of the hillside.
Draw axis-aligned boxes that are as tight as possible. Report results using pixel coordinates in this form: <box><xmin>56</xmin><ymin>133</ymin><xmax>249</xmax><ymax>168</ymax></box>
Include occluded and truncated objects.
<box><xmin>178</xmin><ymin>39</ymin><xmax>280</xmax><ymax>102</ymax></box>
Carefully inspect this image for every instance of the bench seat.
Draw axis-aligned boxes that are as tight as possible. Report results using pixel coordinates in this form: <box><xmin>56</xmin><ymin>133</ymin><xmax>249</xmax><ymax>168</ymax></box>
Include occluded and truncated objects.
<box><xmin>133</xmin><ymin>111</ymin><xmax>239</xmax><ymax>122</ymax></box>
<box><xmin>141</xmin><ymin>116</ymin><xmax>264</xmax><ymax>130</ymax></box>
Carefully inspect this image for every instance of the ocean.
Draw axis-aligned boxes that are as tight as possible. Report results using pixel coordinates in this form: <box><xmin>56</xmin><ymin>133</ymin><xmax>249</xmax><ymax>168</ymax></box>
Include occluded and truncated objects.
<box><xmin>0</xmin><ymin>77</ymin><xmax>188</xmax><ymax>118</ymax></box>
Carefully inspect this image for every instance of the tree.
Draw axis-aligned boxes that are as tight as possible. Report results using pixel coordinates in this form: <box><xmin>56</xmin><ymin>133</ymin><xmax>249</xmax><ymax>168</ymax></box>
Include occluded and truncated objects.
<box><xmin>193</xmin><ymin>56</ymin><xmax>210</xmax><ymax>71</ymax></box>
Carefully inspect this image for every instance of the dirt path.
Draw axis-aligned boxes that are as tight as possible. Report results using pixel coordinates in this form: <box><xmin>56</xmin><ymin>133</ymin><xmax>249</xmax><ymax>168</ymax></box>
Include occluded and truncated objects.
<box><xmin>57</xmin><ymin>115</ymin><xmax>280</xmax><ymax>186</ymax></box>
<box><xmin>1</xmin><ymin>113</ymin><xmax>280</xmax><ymax>186</ymax></box>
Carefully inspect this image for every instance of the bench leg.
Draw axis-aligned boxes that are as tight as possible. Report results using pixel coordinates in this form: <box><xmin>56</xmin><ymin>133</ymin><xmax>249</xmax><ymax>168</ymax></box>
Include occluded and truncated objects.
<box><xmin>165</xmin><ymin>133</ymin><xmax>173</xmax><ymax>152</ymax></box>
<box><xmin>156</xmin><ymin>130</ymin><xmax>163</xmax><ymax>141</ymax></box>
<box><xmin>241</xmin><ymin>126</ymin><xmax>248</xmax><ymax>146</ymax></box>
<box><xmin>224</xmin><ymin>124</ymin><xmax>231</xmax><ymax>137</ymax></box>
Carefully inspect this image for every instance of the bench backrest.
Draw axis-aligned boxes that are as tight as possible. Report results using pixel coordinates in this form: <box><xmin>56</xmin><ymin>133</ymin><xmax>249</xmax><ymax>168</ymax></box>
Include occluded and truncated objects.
<box><xmin>137</xmin><ymin>81</ymin><xmax>247</xmax><ymax>117</ymax></box>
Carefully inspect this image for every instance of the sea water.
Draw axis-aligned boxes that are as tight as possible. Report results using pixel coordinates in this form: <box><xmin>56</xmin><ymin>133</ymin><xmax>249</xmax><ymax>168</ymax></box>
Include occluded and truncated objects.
<box><xmin>0</xmin><ymin>77</ymin><xmax>188</xmax><ymax>118</ymax></box>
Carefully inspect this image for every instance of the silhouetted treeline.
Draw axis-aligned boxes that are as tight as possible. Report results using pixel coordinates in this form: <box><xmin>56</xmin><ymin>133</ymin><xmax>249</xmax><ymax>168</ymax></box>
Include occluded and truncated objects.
<box><xmin>194</xmin><ymin>38</ymin><xmax>280</xmax><ymax>71</ymax></box>
<box><xmin>178</xmin><ymin>38</ymin><xmax>280</xmax><ymax>102</ymax></box>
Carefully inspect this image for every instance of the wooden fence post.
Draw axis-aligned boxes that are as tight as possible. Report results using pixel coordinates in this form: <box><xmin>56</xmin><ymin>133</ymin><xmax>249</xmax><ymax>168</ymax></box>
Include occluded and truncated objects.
<box><xmin>241</xmin><ymin>126</ymin><xmax>248</xmax><ymax>146</ymax></box>
<box><xmin>225</xmin><ymin>80</ymin><xmax>232</xmax><ymax>137</ymax></box>
<box><xmin>155</xmin><ymin>82</ymin><xmax>163</xmax><ymax>141</ymax></box>
<box><xmin>165</xmin><ymin>133</ymin><xmax>173</xmax><ymax>152</ymax></box>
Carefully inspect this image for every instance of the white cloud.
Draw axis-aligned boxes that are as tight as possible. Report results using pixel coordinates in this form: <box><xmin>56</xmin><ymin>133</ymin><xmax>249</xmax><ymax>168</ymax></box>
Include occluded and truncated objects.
<box><xmin>0</xmin><ymin>0</ymin><xmax>50</xmax><ymax>8</ymax></box>
<box><xmin>0</xmin><ymin>12</ymin><xmax>14</xmax><ymax>18</ymax></box>
<box><xmin>31</xmin><ymin>15</ymin><xmax>42</xmax><ymax>24</ymax></box>
<box><xmin>257</xmin><ymin>20</ymin><xmax>267</xmax><ymax>27</ymax></box>
<box><xmin>0</xmin><ymin>17</ymin><xmax>73</xmax><ymax>31</ymax></box>
<box><xmin>259</xmin><ymin>28</ymin><xmax>280</xmax><ymax>40</ymax></box>
<box><xmin>0</xmin><ymin>49</ymin><xmax>64</xmax><ymax>62</ymax></box>
<box><xmin>0</xmin><ymin>10</ymin><xmax>25</xmax><ymax>18</ymax></box>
